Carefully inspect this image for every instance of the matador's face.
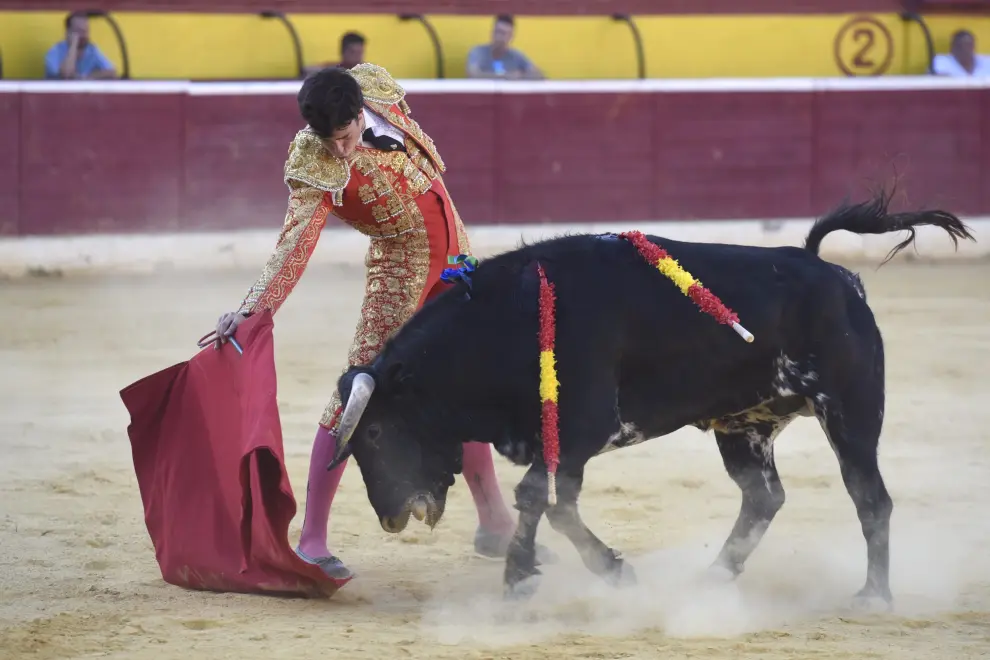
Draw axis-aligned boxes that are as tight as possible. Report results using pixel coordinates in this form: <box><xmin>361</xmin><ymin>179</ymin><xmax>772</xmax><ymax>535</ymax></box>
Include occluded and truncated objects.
<box><xmin>321</xmin><ymin>112</ymin><xmax>365</xmax><ymax>159</ymax></box>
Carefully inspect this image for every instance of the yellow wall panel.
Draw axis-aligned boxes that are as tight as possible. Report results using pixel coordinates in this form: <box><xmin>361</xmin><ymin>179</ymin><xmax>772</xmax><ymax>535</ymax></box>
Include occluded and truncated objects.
<box><xmin>2</xmin><ymin>11</ymin><xmax>988</xmax><ymax>80</ymax></box>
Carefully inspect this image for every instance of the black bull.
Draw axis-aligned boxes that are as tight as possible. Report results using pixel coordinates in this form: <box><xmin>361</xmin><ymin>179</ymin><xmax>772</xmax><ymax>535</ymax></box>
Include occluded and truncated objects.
<box><xmin>327</xmin><ymin>193</ymin><xmax>974</xmax><ymax>606</ymax></box>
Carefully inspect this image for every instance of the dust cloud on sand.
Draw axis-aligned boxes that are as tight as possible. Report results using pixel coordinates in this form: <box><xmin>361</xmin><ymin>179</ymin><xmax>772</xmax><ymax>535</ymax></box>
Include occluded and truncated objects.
<box><xmin>1</xmin><ymin>259</ymin><xmax>989</xmax><ymax>659</ymax></box>
<box><xmin>423</xmin><ymin>449</ymin><xmax>989</xmax><ymax>648</ymax></box>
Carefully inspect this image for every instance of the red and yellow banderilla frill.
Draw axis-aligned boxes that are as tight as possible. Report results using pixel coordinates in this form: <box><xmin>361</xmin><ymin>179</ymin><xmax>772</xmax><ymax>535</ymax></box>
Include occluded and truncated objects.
<box><xmin>536</xmin><ymin>232</ymin><xmax>753</xmax><ymax>505</ymax></box>
<box><xmin>618</xmin><ymin>231</ymin><xmax>754</xmax><ymax>342</ymax></box>
<box><xmin>536</xmin><ymin>263</ymin><xmax>561</xmax><ymax>505</ymax></box>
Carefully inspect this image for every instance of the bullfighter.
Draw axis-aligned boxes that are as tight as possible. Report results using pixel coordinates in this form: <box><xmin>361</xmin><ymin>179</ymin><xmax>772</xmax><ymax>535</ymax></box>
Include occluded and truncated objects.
<box><xmin>210</xmin><ymin>64</ymin><xmax>554</xmax><ymax>581</ymax></box>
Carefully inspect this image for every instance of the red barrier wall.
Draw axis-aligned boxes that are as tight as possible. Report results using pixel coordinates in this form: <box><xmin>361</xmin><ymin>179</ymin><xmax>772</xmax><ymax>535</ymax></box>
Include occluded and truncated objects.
<box><xmin>20</xmin><ymin>91</ymin><xmax>186</xmax><ymax>235</ymax></box>
<box><xmin>0</xmin><ymin>92</ymin><xmax>18</xmax><ymax>236</ymax></box>
<box><xmin>2</xmin><ymin>81</ymin><xmax>988</xmax><ymax>237</ymax></box>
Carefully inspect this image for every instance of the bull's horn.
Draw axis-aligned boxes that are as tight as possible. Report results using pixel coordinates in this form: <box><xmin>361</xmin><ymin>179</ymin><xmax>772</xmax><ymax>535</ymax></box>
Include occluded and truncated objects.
<box><xmin>335</xmin><ymin>372</ymin><xmax>376</xmax><ymax>448</ymax></box>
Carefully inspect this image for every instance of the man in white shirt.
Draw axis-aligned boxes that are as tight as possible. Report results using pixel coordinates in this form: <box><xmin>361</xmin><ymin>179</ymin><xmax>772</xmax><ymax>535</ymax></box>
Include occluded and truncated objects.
<box><xmin>933</xmin><ymin>29</ymin><xmax>990</xmax><ymax>77</ymax></box>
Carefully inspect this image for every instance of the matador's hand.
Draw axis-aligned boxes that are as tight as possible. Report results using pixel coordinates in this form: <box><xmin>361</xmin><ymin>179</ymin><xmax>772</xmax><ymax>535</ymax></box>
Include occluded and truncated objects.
<box><xmin>199</xmin><ymin>311</ymin><xmax>248</xmax><ymax>350</ymax></box>
<box><xmin>216</xmin><ymin>311</ymin><xmax>248</xmax><ymax>347</ymax></box>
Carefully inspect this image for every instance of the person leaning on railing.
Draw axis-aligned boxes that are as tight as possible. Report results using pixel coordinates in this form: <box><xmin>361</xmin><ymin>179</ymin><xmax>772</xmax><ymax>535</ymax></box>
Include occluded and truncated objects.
<box><xmin>44</xmin><ymin>12</ymin><xmax>118</xmax><ymax>80</ymax></box>
<box><xmin>466</xmin><ymin>14</ymin><xmax>544</xmax><ymax>80</ymax></box>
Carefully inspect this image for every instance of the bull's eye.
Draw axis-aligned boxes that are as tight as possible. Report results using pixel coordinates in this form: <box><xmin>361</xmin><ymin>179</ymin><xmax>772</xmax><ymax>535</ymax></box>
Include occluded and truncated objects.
<box><xmin>366</xmin><ymin>424</ymin><xmax>382</xmax><ymax>441</ymax></box>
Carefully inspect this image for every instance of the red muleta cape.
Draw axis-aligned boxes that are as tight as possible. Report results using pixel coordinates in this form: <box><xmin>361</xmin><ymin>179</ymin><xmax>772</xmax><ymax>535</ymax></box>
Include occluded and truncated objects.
<box><xmin>119</xmin><ymin>310</ymin><xmax>348</xmax><ymax>597</ymax></box>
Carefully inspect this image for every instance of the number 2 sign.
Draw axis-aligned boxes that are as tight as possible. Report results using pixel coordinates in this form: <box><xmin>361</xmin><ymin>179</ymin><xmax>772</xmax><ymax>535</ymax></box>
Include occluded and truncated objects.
<box><xmin>833</xmin><ymin>15</ymin><xmax>894</xmax><ymax>76</ymax></box>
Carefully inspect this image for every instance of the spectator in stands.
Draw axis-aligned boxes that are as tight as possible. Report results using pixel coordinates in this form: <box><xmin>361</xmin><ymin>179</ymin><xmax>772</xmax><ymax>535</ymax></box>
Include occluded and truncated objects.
<box><xmin>933</xmin><ymin>29</ymin><xmax>990</xmax><ymax>77</ymax></box>
<box><xmin>44</xmin><ymin>12</ymin><xmax>118</xmax><ymax>80</ymax></box>
<box><xmin>304</xmin><ymin>32</ymin><xmax>366</xmax><ymax>76</ymax></box>
<box><xmin>466</xmin><ymin>15</ymin><xmax>543</xmax><ymax>80</ymax></box>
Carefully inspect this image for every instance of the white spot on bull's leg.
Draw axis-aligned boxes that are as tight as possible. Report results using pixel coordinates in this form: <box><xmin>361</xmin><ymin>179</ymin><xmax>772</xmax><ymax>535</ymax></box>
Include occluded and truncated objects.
<box><xmin>607</xmin><ymin>421</ymin><xmax>638</xmax><ymax>444</ymax></box>
<box><xmin>773</xmin><ymin>355</ymin><xmax>798</xmax><ymax>396</ymax></box>
<box><xmin>774</xmin><ymin>353</ymin><xmax>820</xmax><ymax>396</ymax></box>
<box><xmin>741</xmin><ymin>415</ymin><xmax>796</xmax><ymax>494</ymax></box>
<box><xmin>599</xmin><ymin>420</ymin><xmax>647</xmax><ymax>455</ymax></box>
<box><xmin>805</xmin><ymin>393</ymin><xmax>829</xmax><ymax>417</ymax></box>
<box><xmin>744</xmin><ymin>428</ymin><xmax>774</xmax><ymax>463</ymax></box>
<box><xmin>761</xmin><ymin>468</ymin><xmax>774</xmax><ymax>495</ymax></box>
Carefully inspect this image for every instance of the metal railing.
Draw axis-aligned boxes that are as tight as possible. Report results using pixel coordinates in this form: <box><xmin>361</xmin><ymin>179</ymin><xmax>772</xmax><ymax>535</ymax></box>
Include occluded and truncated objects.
<box><xmin>899</xmin><ymin>10</ymin><xmax>936</xmax><ymax>74</ymax></box>
<box><xmin>260</xmin><ymin>10</ymin><xmax>305</xmax><ymax>79</ymax></box>
<box><xmin>399</xmin><ymin>14</ymin><xmax>444</xmax><ymax>79</ymax></box>
<box><xmin>85</xmin><ymin>9</ymin><xmax>130</xmax><ymax>79</ymax></box>
<box><xmin>612</xmin><ymin>14</ymin><xmax>646</xmax><ymax>79</ymax></box>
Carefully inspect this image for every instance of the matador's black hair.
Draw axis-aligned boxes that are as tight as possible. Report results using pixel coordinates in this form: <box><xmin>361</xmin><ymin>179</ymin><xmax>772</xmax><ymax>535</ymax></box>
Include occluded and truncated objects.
<box><xmin>297</xmin><ymin>67</ymin><xmax>363</xmax><ymax>138</ymax></box>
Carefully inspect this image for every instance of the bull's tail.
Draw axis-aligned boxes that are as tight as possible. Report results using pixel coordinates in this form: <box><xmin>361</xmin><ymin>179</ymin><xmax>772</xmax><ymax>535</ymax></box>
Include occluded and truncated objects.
<box><xmin>803</xmin><ymin>188</ymin><xmax>975</xmax><ymax>265</ymax></box>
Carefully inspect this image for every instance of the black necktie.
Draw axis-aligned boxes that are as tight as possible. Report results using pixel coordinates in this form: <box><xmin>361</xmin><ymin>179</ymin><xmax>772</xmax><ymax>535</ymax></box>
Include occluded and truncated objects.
<box><xmin>363</xmin><ymin>128</ymin><xmax>405</xmax><ymax>152</ymax></box>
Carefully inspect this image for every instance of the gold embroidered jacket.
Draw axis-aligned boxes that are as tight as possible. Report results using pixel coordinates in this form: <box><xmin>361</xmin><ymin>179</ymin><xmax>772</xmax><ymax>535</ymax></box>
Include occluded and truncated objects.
<box><xmin>234</xmin><ymin>64</ymin><xmax>473</xmax><ymax>428</ymax></box>
<box><xmin>236</xmin><ymin>62</ymin><xmax>469</xmax><ymax>318</ymax></box>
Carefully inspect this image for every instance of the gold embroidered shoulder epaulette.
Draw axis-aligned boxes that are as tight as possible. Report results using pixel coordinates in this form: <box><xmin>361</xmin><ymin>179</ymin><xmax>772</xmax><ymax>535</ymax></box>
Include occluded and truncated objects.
<box><xmin>283</xmin><ymin>128</ymin><xmax>349</xmax><ymax>201</ymax></box>
<box><xmin>348</xmin><ymin>62</ymin><xmax>412</xmax><ymax>115</ymax></box>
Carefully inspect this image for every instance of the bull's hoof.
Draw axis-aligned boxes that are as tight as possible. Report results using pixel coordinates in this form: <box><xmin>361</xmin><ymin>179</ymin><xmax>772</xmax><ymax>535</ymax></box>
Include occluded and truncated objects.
<box><xmin>851</xmin><ymin>585</ymin><xmax>894</xmax><ymax>614</ymax></box>
<box><xmin>503</xmin><ymin>566</ymin><xmax>542</xmax><ymax>601</ymax></box>
<box><xmin>703</xmin><ymin>561</ymin><xmax>741</xmax><ymax>584</ymax></box>
<box><xmin>474</xmin><ymin>526</ymin><xmax>558</xmax><ymax>565</ymax></box>
<box><xmin>605</xmin><ymin>558</ymin><xmax>637</xmax><ymax>588</ymax></box>
<box><xmin>503</xmin><ymin>576</ymin><xmax>540</xmax><ymax>601</ymax></box>
<box><xmin>595</xmin><ymin>548</ymin><xmax>636</xmax><ymax>588</ymax></box>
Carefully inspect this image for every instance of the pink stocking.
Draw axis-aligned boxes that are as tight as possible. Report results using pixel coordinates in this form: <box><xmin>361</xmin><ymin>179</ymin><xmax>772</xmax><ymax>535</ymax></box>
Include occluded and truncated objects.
<box><xmin>297</xmin><ymin>426</ymin><xmax>347</xmax><ymax>558</ymax></box>
<box><xmin>461</xmin><ymin>441</ymin><xmax>515</xmax><ymax>534</ymax></box>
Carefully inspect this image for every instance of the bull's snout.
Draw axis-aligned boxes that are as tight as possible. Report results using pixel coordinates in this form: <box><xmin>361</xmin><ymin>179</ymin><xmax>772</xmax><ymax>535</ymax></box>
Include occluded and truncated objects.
<box><xmin>380</xmin><ymin>509</ymin><xmax>411</xmax><ymax>533</ymax></box>
<box><xmin>410</xmin><ymin>498</ymin><xmax>428</xmax><ymax>522</ymax></box>
<box><xmin>380</xmin><ymin>494</ymin><xmax>442</xmax><ymax>533</ymax></box>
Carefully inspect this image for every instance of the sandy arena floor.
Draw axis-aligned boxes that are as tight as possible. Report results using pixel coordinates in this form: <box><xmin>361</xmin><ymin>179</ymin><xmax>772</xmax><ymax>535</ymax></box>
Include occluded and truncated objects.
<box><xmin>1</xmin><ymin>257</ymin><xmax>989</xmax><ymax>660</ymax></box>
